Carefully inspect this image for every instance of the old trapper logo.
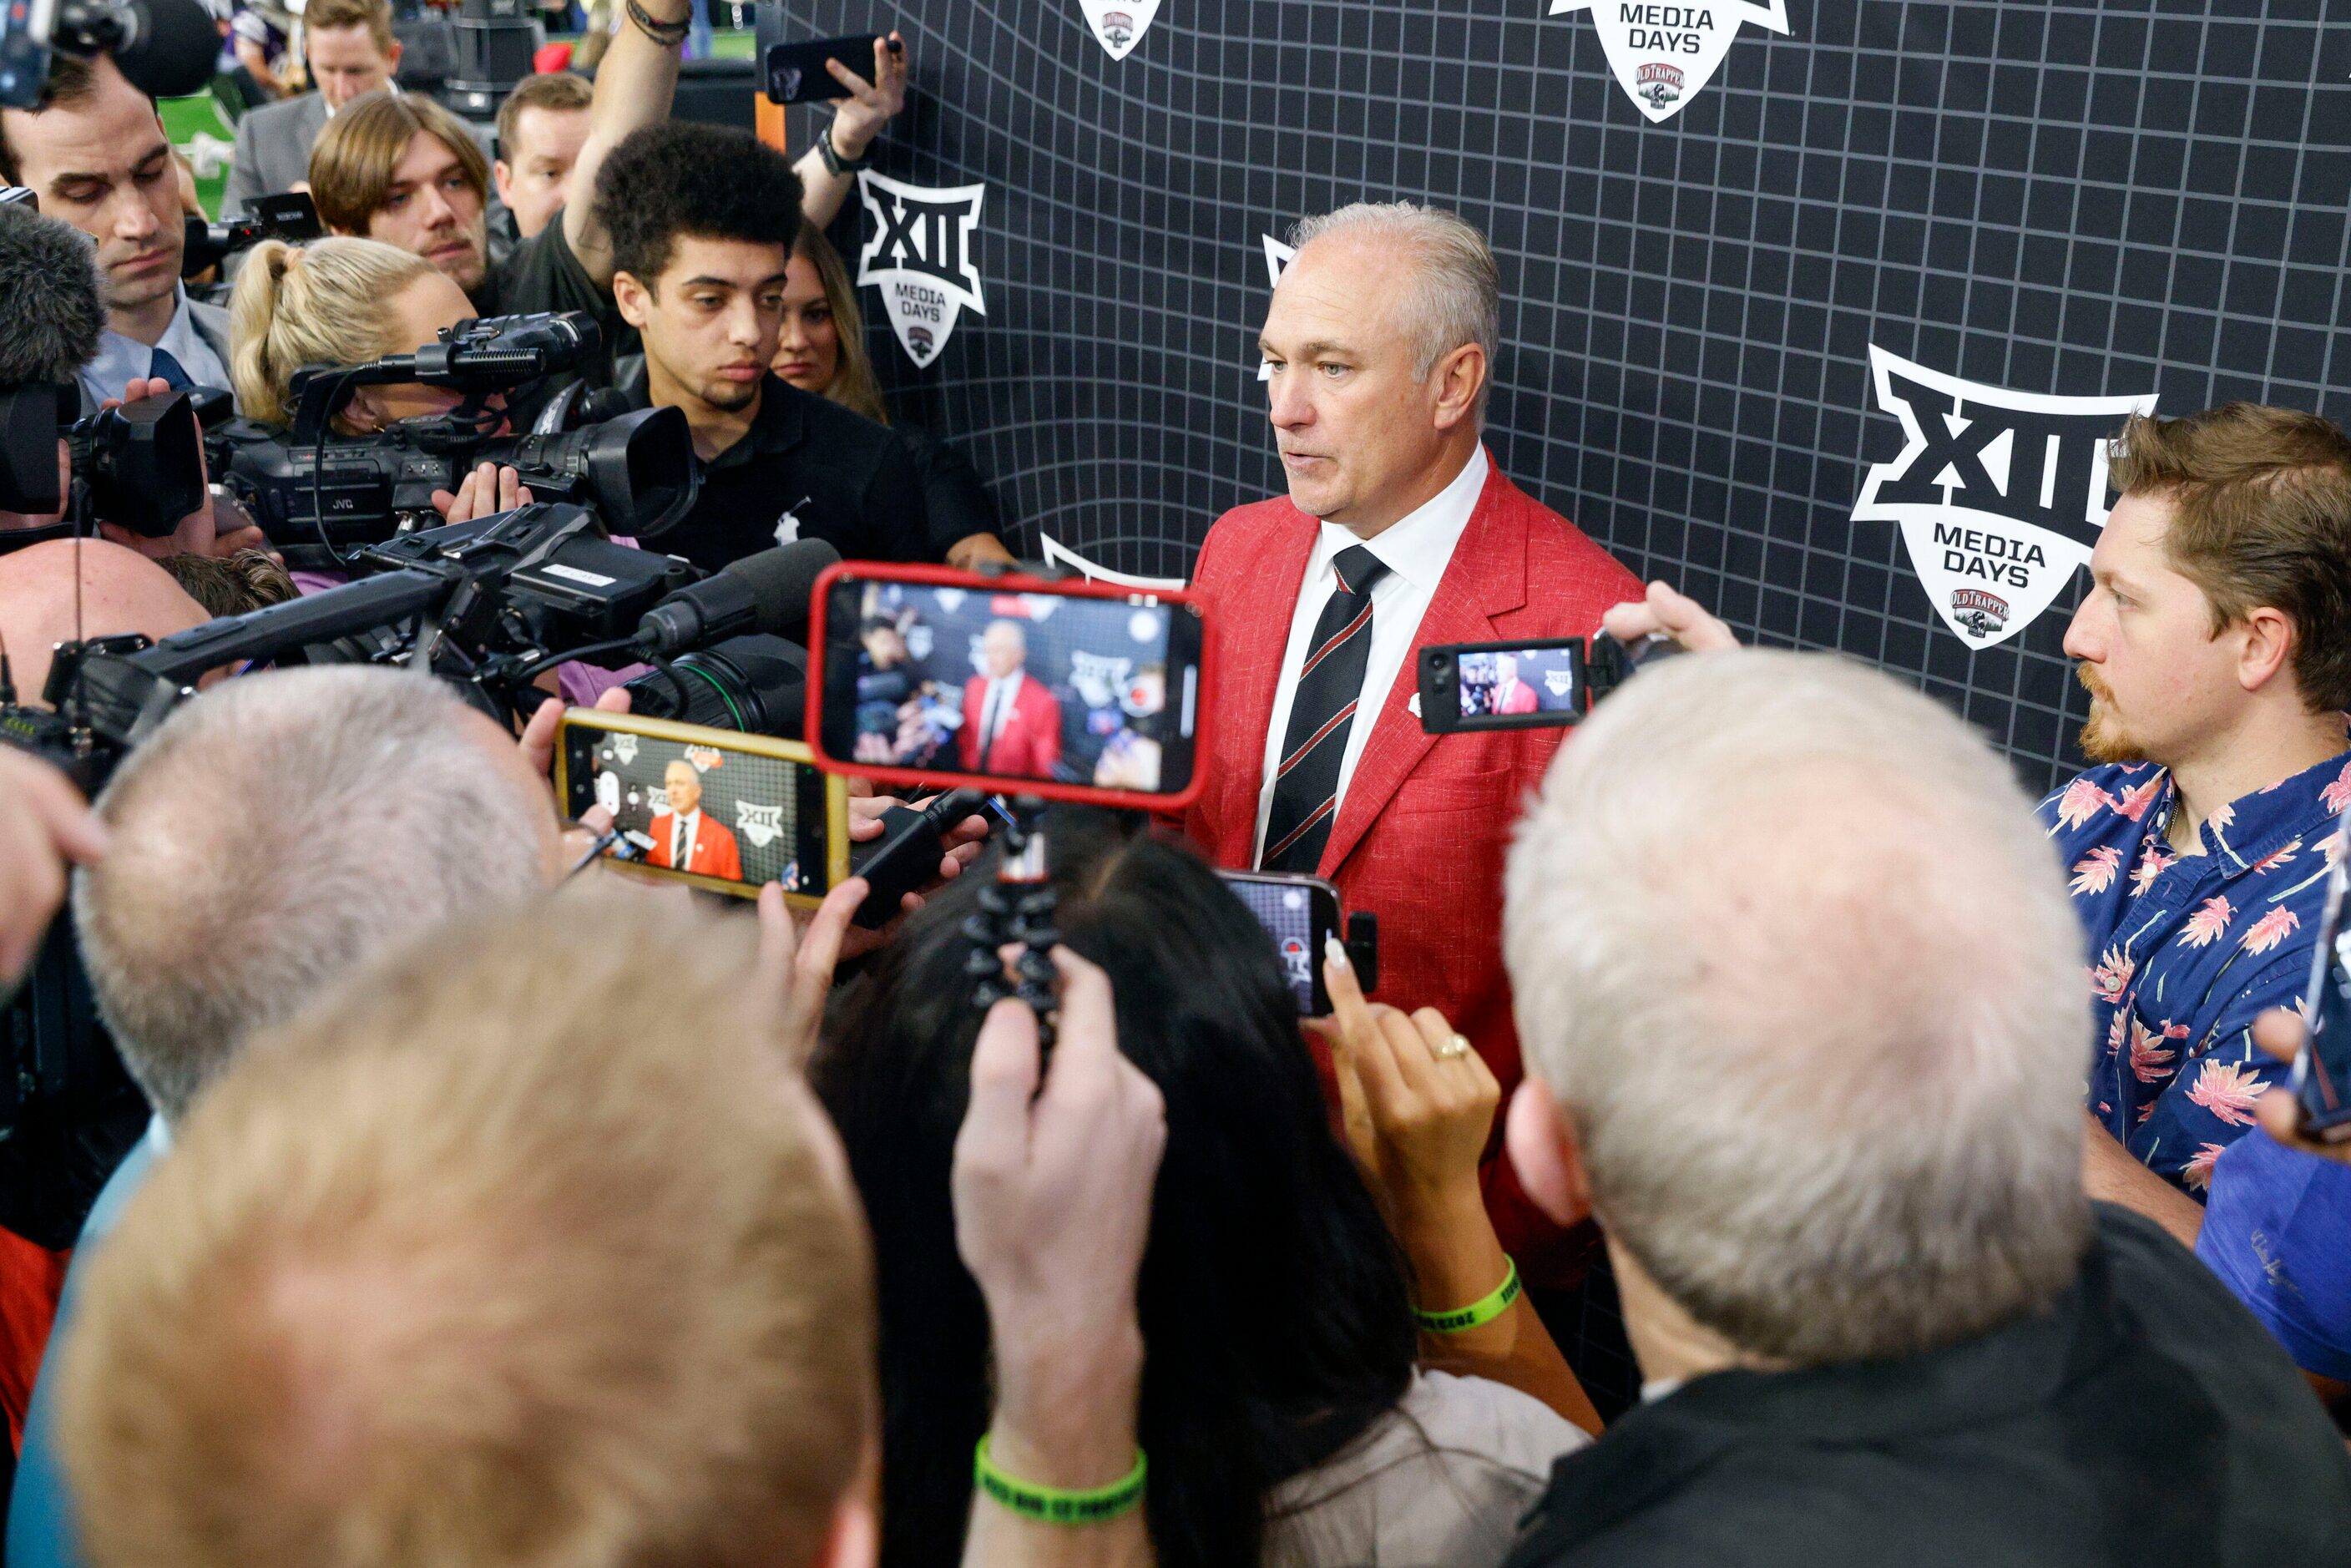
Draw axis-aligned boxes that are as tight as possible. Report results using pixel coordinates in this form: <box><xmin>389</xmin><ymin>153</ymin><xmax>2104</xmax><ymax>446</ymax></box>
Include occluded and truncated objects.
<box><xmin>1548</xmin><ymin>0</ymin><xmax>1791</xmax><ymax>124</ymax></box>
<box><xmin>1852</xmin><ymin>346</ymin><xmax>2156</xmax><ymax>651</ymax></box>
<box><xmin>856</xmin><ymin>171</ymin><xmax>988</xmax><ymax>368</ymax></box>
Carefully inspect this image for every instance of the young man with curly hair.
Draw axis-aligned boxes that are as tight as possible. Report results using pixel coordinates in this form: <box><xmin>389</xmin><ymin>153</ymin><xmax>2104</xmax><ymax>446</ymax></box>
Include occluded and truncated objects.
<box><xmin>595</xmin><ymin>121</ymin><xmax>929</xmax><ymax>572</ymax></box>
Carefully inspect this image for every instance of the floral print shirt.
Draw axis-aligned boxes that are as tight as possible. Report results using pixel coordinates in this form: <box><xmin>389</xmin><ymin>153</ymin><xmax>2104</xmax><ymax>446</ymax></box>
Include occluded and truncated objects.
<box><xmin>2039</xmin><ymin>741</ymin><xmax>2351</xmax><ymax>1194</ymax></box>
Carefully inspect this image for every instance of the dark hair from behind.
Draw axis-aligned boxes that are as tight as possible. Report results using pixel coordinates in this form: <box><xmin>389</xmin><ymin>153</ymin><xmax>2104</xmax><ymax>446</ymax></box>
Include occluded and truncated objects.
<box><xmin>594</xmin><ymin>121</ymin><xmax>804</xmax><ymax>289</ymax></box>
<box><xmin>815</xmin><ymin>812</ymin><xmax>1418</xmax><ymax>1568</ymax></box>
<box><xmin>0</xmin><ymin>202</ymin><xmax>104</xmax><ymax>384</ymax></box>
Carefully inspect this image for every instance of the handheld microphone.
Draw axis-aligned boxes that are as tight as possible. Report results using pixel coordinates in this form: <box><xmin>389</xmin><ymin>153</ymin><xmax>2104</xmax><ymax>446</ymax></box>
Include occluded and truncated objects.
<box><xmin>634</xmin><ymin>539</ymin><xmax>840</xmax><ymax>657</ymax></box>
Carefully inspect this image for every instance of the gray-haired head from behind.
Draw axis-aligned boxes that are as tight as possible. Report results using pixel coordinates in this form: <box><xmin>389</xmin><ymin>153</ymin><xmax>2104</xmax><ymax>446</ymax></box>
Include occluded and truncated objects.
<box><xmin>72</xmin><ymin>665</ymin><xmax>554</xmax><ymax>1124</ymax></box>
<box><xmin>0</xmin><ymin>202</ymin><xmax>104</xmax><ymax>385</ymax></box>
<box><xmin>1504</xmin><ymin>650</ymin><xmax>2091</xmax><ymax>1367</ymax></box>
<box><xmin>1288</xmin><ymin>200</ymin><xmax>1501</xmax><ymax>422</ymax></box>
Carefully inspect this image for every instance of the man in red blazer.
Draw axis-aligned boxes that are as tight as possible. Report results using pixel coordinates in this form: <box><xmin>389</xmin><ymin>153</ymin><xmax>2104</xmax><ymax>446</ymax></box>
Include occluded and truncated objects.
<box><xmin>1185</xmin><ymin>203</ymin><xmax>1641</xmax><ymax>1284</ymax></box>
<box><xmin>958</xmin><ymin>619</ymin><xmax>1063</xmax><ymax>779</ymax></box>
<box><xmin>1491</xmin><ymin>653</ymin><xmax>1541</xmax><ymax>714</ymax></box>
<box><xmin>647</xmin><ymin>758</ymin><xmax>742</xmax><ymax>881</ymax></box>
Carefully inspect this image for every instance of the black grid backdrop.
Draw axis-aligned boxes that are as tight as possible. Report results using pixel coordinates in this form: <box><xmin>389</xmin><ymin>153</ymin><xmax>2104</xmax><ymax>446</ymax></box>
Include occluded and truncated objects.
<box><xmin>780</xmin><ymin>0</ymin><xmax>2350</xmax><ymax>792</ymax></box>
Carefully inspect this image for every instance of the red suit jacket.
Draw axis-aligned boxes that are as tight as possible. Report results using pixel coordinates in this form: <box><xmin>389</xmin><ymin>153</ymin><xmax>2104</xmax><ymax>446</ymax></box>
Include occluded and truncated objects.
<box><xmin>959</xmin><ymin>673</ymin><xmax>1063</xmax><ymax>777</ymax></box>
<box><xmin>647</xmin><ymin>810</ymin><xmax>743</xmax><ymax>881</ymax></box>
<box><xmin>1185</xmin><ymin>463</ymin><xmax>1641</xmax><ymax>1285</ymax></box>
<box><xmin>1494</xmin><ymin>676</ymin><xmax>1540</xmax><ymax>714</ymax></box>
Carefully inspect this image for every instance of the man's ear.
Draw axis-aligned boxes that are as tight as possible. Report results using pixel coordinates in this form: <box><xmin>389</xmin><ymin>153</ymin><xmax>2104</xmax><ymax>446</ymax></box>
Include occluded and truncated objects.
<box><xmin>385</xmin><ymin>38</ymin><xmax>403</xmax><ymax>70</ymax></box>
<box><xmin>1429</xmin><ymin>341</ymin><xmax>1486</xmax><ymax>433</ymax></box>
<box><xmin>2234</xmin><ymin>604</ymin><xmax>2298</xmax><ymax>697</ymax></box>
<box><xmin>613</xmin><ymin>269</ymin><xmax>651</xmax><ymax>330</ymax></box>
<box><xmin>492</xmin><ymin>159</ymin><xmax>513</xmax><ymax>203</ymax></box>
<box><xmin>1504</xmin><ymin>1076</ymin><xmax>1589</xmax><ymax>1226</ymax></box>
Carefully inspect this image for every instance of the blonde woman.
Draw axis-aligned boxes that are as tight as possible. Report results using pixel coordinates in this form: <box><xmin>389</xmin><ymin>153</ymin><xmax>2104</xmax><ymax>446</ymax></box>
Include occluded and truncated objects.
<box><xmin>771</xmin><ymin>226</ymin><xmax>1016</xmax><ymax>569</ymax></box>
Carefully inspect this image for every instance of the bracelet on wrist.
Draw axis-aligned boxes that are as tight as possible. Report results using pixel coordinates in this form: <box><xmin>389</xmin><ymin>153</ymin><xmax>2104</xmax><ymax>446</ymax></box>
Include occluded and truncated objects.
<box><xmin>623</xmin><ymin>0</ymin><xmax>688</xmax><ymax>46</ymax></box>
<box><xmin>1414</xmin><ymin>1257</ymin><xmax>1521</xmax><ymax>1334</ymax></box>
<box><xmin>817</xmin><ymin>124</ymin><xmax>872</xmax><ymax>177</ymax></box>
<box><xmin>973</xmin><ymin>1434</ymin><xmax>1148</xmax><ymax>1525</ymax></box>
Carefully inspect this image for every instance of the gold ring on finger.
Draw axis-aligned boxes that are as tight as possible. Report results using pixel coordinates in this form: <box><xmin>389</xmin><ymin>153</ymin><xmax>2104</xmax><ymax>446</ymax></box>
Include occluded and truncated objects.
<box><xmin>1433</xmin><ymin>1034</ymin><xmax>1473</xmax><ymax>1061</ymax></box>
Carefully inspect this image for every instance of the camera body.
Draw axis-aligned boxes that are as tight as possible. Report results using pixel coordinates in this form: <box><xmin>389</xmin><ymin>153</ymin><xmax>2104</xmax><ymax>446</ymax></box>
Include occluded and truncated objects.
<box><xmin>1417</xmin><ymin>630</ymin><xmax>1683</xmax><ymax>735</ymax></box>
<box><xmin>0</xmin><ymin>380</ymin><xmax>208</xmax><ymax>540</ymax></box>
<box><xmin>207</xmin><ymin>312</ymin><xmax>700</xmax><ymax>558</ymax></box>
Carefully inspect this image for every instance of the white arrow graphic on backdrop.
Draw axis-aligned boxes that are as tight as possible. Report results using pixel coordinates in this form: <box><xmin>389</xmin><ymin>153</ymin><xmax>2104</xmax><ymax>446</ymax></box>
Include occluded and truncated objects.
<box><xmin>1547</xmin><ymin>0</ymin><xmax>1791</xmax><ymax>123</ymax></box>
<box><xmin>1255</xmin><ymin>234</ymin><xmax>1296</xmax><ymax>380</ymax></box>
<box><xmin>1079</xmin><ymin>0</ymin><xmax>1162</xmax><ymax>60</ymax></box>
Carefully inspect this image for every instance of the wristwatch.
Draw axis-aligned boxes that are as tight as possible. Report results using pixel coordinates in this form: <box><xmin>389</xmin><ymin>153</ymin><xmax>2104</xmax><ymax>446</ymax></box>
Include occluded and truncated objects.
<box><xmin>816</xmin><ymin>124</ymin><xmax>872</xmax><ymax>177</ymax></box>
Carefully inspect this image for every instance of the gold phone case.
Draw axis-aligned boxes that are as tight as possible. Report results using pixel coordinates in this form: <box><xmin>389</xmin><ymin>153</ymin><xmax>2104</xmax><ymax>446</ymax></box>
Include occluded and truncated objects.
<box><xmin>554</xmin><ymin>708</ymin><xmax>851</xmax><ymax>907</ymax></box>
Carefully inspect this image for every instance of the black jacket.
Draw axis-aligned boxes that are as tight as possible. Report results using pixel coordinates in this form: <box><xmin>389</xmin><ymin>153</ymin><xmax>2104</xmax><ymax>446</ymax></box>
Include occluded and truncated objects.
<box><xmin>1505</xmin><ymin>1206</ymin><xmax>2351</xmax><ymax>1568</ymax></box>
<box><xmin>619</xmin><ymin>365</ymin><xmax>931</xmax><ymax>573</ymax></box>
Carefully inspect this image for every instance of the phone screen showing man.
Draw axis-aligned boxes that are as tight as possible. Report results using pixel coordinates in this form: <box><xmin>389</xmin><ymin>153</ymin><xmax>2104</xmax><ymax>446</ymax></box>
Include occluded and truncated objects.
<box><xmin>564</xmin><ymin>727</ymin><xmax>831</xmax><ymax>897</ymax></box>
<box><xmin>829</xmin><ymin>579</ymin><xmax>1180</xmax><ymax>792</ymax></box>
<box><xmin>1457</xmin><ymin>646</ymin><xmax>1584</xmax><ymax>721</ymax></box>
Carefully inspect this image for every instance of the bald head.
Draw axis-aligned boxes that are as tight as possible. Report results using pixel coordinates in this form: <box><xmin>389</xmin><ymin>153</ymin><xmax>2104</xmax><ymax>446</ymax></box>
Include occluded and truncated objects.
<box><xmin>0</xmin><ymin>539</ymin><xmax>209</xmax><ymax>705</ymax></box>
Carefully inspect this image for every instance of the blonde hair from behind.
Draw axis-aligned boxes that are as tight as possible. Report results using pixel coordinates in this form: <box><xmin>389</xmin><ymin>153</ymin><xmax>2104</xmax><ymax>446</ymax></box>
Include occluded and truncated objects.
<box><xmin>795</xmin><ymin>225</ymin><xmax>888</xmax><ymax>425</ymax></box>
<box><xmin>57</xmin><ymin>887</ymin><xmax>877</xmax><ymax>1568</ymax></box>
<box><xmin>230</xmin><ymin>236</ymin><xmax>436</xmax><ymax>424</ymax></box>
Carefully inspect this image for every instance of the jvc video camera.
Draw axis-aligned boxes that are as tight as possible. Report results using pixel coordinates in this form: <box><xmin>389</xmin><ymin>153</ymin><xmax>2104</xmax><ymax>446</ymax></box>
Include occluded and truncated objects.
<box><xmin>0</xmin><ymin>378</ymin><xmax>208</xmax><ymax>543</ymax></box>
<box><xmin>207</xmin><ymin>312</ymin><xmax>699</xmax><ymax>559</ymax></box>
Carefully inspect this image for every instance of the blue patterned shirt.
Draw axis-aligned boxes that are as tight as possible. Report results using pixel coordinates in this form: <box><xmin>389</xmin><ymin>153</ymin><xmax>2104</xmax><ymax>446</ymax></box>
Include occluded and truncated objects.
<box><xmin>2038</xmin><ymin>738</ymin><xmax>2351</xmax><ymax>1193</ymax></box>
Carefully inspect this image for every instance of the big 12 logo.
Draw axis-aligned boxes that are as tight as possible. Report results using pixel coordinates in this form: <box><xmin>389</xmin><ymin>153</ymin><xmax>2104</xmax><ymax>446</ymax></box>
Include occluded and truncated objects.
<box><xmin>1851</xmin><ymin>346</ymin><xmax>2156</xmax><ymax>651</ymax></box>
<box><xmin>856</xmin><ymin>171</ymin><xmax>988</xmax><ymax>369</ymax></box>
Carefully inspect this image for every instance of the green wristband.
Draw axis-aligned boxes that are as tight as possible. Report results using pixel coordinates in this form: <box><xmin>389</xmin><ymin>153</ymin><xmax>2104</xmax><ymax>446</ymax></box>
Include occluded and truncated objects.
<box><xmin>974</xmin><ymin>1434</ymin><xmax>1148</xmax><ymax>1525</ymax></box>
<box><xmin>1415</xmin><ymin>1258</ymin><xmax>1522</xmax><ymax>1333</ymax></box>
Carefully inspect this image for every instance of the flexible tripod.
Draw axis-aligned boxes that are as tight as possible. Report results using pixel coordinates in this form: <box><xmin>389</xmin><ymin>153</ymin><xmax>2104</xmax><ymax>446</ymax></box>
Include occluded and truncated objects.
<box><xmin>959</xmin><ymin>796</ymin><xmax>1061</xmax><ymax>1050</ymax></box>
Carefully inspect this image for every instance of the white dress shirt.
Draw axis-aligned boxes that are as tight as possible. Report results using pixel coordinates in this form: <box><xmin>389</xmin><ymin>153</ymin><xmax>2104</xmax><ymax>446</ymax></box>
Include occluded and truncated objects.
<box><xmin>1251</xmin><ymin>445</ymin><xmax>1489</xmax><ymax>862</ymax></box>
<box><xmin>976</xmin><ymin>672</ymin><xmax>1022</xmax><ymax>756</ymax></box>
<box><xmin>77</xmin><ymin>286</ymin><xmax>231</xmax><ymax>410</ymax></box>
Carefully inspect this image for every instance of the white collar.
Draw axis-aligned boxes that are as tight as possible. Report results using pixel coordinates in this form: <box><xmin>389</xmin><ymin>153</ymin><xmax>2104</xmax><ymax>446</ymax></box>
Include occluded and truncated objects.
<box><xmin>1312</xmin><ymin>443</ymin><xmax>1489</xmax><ymax>593</ymax></box>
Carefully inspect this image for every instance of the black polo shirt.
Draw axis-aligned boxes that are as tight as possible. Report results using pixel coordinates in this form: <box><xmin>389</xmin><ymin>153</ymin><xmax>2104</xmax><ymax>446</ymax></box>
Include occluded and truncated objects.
<box><xmin>467</xmin><ymin>213</ymin><xmax>635</xmax><ymax>390</ymax></box>
<box><xmin>621</xmin><ymin>366</ymin><xmax>933</xmax><ymax>574</ymax></box>
<box><xmin>1504</xmin><ymin>1206</ymin><xmax>2351</xmax><ymax>1567</ymax></box>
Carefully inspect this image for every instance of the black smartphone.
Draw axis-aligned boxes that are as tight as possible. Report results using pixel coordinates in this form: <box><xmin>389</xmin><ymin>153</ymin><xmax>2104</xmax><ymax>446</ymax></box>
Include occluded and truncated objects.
<box><xmin>1419</xmin><ymin>638</ymin><xmax>1590</xmax><ymax>734</ymax></box>
<box><xmin>556</xmin><ymin>709</ymin><xmax>847</xmax><ymax>907</ymax></box>
<box><xmin>2293</xmin><ymin>803</ymin><xmax>2351</xmax><ymax>1142</ymax></box>
<box><xmin>1221</xmin><ymin>870</ymin><xmax>1341</xmax><ymax>1016</ymax></box>
<box><xmin>807</xmin><ymin>563</ymin><xmax>1209</xmax><ymax>812</ymax></box>
<box><xmin>762</xmin><ymin>32</ymin><xmax>894</xmax><ymax>104</ymax></box>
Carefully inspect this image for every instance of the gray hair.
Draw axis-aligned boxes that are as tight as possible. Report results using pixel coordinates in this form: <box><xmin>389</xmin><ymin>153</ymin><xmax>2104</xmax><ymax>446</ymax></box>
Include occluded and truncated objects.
<box><xmin>1289</xmin><ymin>201</ymin><xmax>1500</xmax><ymax>421</ymax></box>
<box><xmin>72</xmin><ymin>666</ymin><xmax>551</xmax><ymax>1123</ymax></box>
<box><xmin>0</xmin><ymin>203</ymin><xmax>104</xmax><ymax>384</ymax></box>
<box><xmin>1504</xmin><ymin>651</ymin><xmax>2090</xmax><ymax>1365</ymax></box>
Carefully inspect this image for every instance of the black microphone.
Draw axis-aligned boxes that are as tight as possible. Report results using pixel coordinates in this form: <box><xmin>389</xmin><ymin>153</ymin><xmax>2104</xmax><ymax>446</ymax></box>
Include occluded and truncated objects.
<box><xmin>635</xmin><ymin>539</ymin><xmax>839</xmax><ymax>657</ymax></box>
<box><xmin>67</xmin><ymin>0</ymin><xmax>219</xmax><ymax>102</ymax></box>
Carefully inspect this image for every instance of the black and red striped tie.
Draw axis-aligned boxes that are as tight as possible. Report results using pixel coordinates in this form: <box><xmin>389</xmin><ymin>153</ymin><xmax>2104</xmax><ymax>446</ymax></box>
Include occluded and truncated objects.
<box><xmin>1261</xmin><ymin>544</ymin><xmax>1390</xmax><ymax>873</ymax></box>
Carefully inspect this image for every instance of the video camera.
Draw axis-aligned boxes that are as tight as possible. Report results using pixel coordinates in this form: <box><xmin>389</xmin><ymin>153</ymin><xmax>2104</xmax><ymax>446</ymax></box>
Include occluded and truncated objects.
<box><xmin>181</xmin><ymin>191</ymin><xmax>325</xmax><ymax>280</ymax></box>
<box><xmin>207</xmin><ymin>311</ymin><xmax>700</xmax><ymax>562</ymax></box>
<box><xmin>0</xmin><ymin>378</ymin><xmax>208</xmax><ymax>543</ymax></box>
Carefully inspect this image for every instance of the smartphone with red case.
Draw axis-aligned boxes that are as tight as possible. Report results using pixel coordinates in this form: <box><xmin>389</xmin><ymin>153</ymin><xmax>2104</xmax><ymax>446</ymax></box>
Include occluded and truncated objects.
<box><xmin>805</xmin><ymin>562</ymin><xmax>1209</xmax><ymax>812</ymax></box>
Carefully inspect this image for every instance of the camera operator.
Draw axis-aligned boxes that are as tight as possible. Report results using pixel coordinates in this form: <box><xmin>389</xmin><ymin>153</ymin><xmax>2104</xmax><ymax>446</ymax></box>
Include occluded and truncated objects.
<box><xmin>227</xmin><ymin>234</ymin><xmax>476</xmax><ymax>431</ymax></box>
<box><xmin>0</xmin><ymin>202</ymin><xmax>265</xmax><ymax>561</ymax></box>
<box><xmin>1492</xmin><ymin>650</ymin><xmax>2351</xmax><ymax>1565</ymax></box>
<box><xmin>598</xmin><ymin>122</ymin><xmax>929</xmax><ymax>574</ymax></box>
<box><xmin>303</xmin><ymin>0</ymin><xmax>697</xmax><ymax>392</ymax></box>
<box><xmin>0</xmin><ymin>56</ymin><xmax>232</xmax><ymax>411</ymax></box>
<box><xmin>218</xmin><ymin>0</ymin><xmax>404</xmax><ymax>222</ymax></box>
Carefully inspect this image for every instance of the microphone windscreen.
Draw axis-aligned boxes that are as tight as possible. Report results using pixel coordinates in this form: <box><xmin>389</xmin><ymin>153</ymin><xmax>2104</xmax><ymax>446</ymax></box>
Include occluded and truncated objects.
<box><xmin>114</xmin><ymin>0</ymin><xmax>222</xmax><ymax>100</ymax></box>
<box><xmin>715</xmin><ymin>539</ymin><xmax>841</xmax><ymax>637</ymax></box>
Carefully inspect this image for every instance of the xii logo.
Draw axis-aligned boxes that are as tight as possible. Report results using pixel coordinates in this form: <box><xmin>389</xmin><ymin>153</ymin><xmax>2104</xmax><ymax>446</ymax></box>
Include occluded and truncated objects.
<box><xmin>1851</xmin><ymin>346</ymin><xmax>2156</xmax><ymax>651</ymax></box>
<box><xmin>856</xmin><ymin>171</ymin><xmax>988</xmax><ymax>368</ymax></box>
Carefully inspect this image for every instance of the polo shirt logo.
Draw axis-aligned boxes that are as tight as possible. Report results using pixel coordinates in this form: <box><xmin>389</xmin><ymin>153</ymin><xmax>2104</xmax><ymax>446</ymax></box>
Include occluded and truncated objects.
<box><xmin>1852</xmin><ymin>346</ymin><xmax>2156</xmax><ymax>650</ymax></box>
<box><xmin>856</xmin><ymin>171</ymin><xmax>988</xmax><ymax>369</ymax></box>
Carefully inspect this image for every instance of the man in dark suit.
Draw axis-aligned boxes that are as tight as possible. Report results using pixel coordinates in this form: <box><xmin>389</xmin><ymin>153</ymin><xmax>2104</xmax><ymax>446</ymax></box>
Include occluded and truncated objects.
<box><xmin>1184</xmin><ymin>202</ymin><xmax>1640</xmax><ymax>1281</ymax></box>
<box><xmin>220</xmin><ymin>0</ymin><xmax>402</xmax><ymax>218</ymax></box>
<box><xmin>958</xmin><ymin>620</ymin><xmax>1063</xmax><ymax>779</ymax></box>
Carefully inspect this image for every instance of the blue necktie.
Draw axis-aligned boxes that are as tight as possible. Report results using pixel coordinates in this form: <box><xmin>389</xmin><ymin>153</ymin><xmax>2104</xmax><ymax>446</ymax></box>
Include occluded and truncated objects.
<box><xmin>146</xmin><ymin>346</ymin><xmax>193</xmax><ymax>391</ymax></box>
